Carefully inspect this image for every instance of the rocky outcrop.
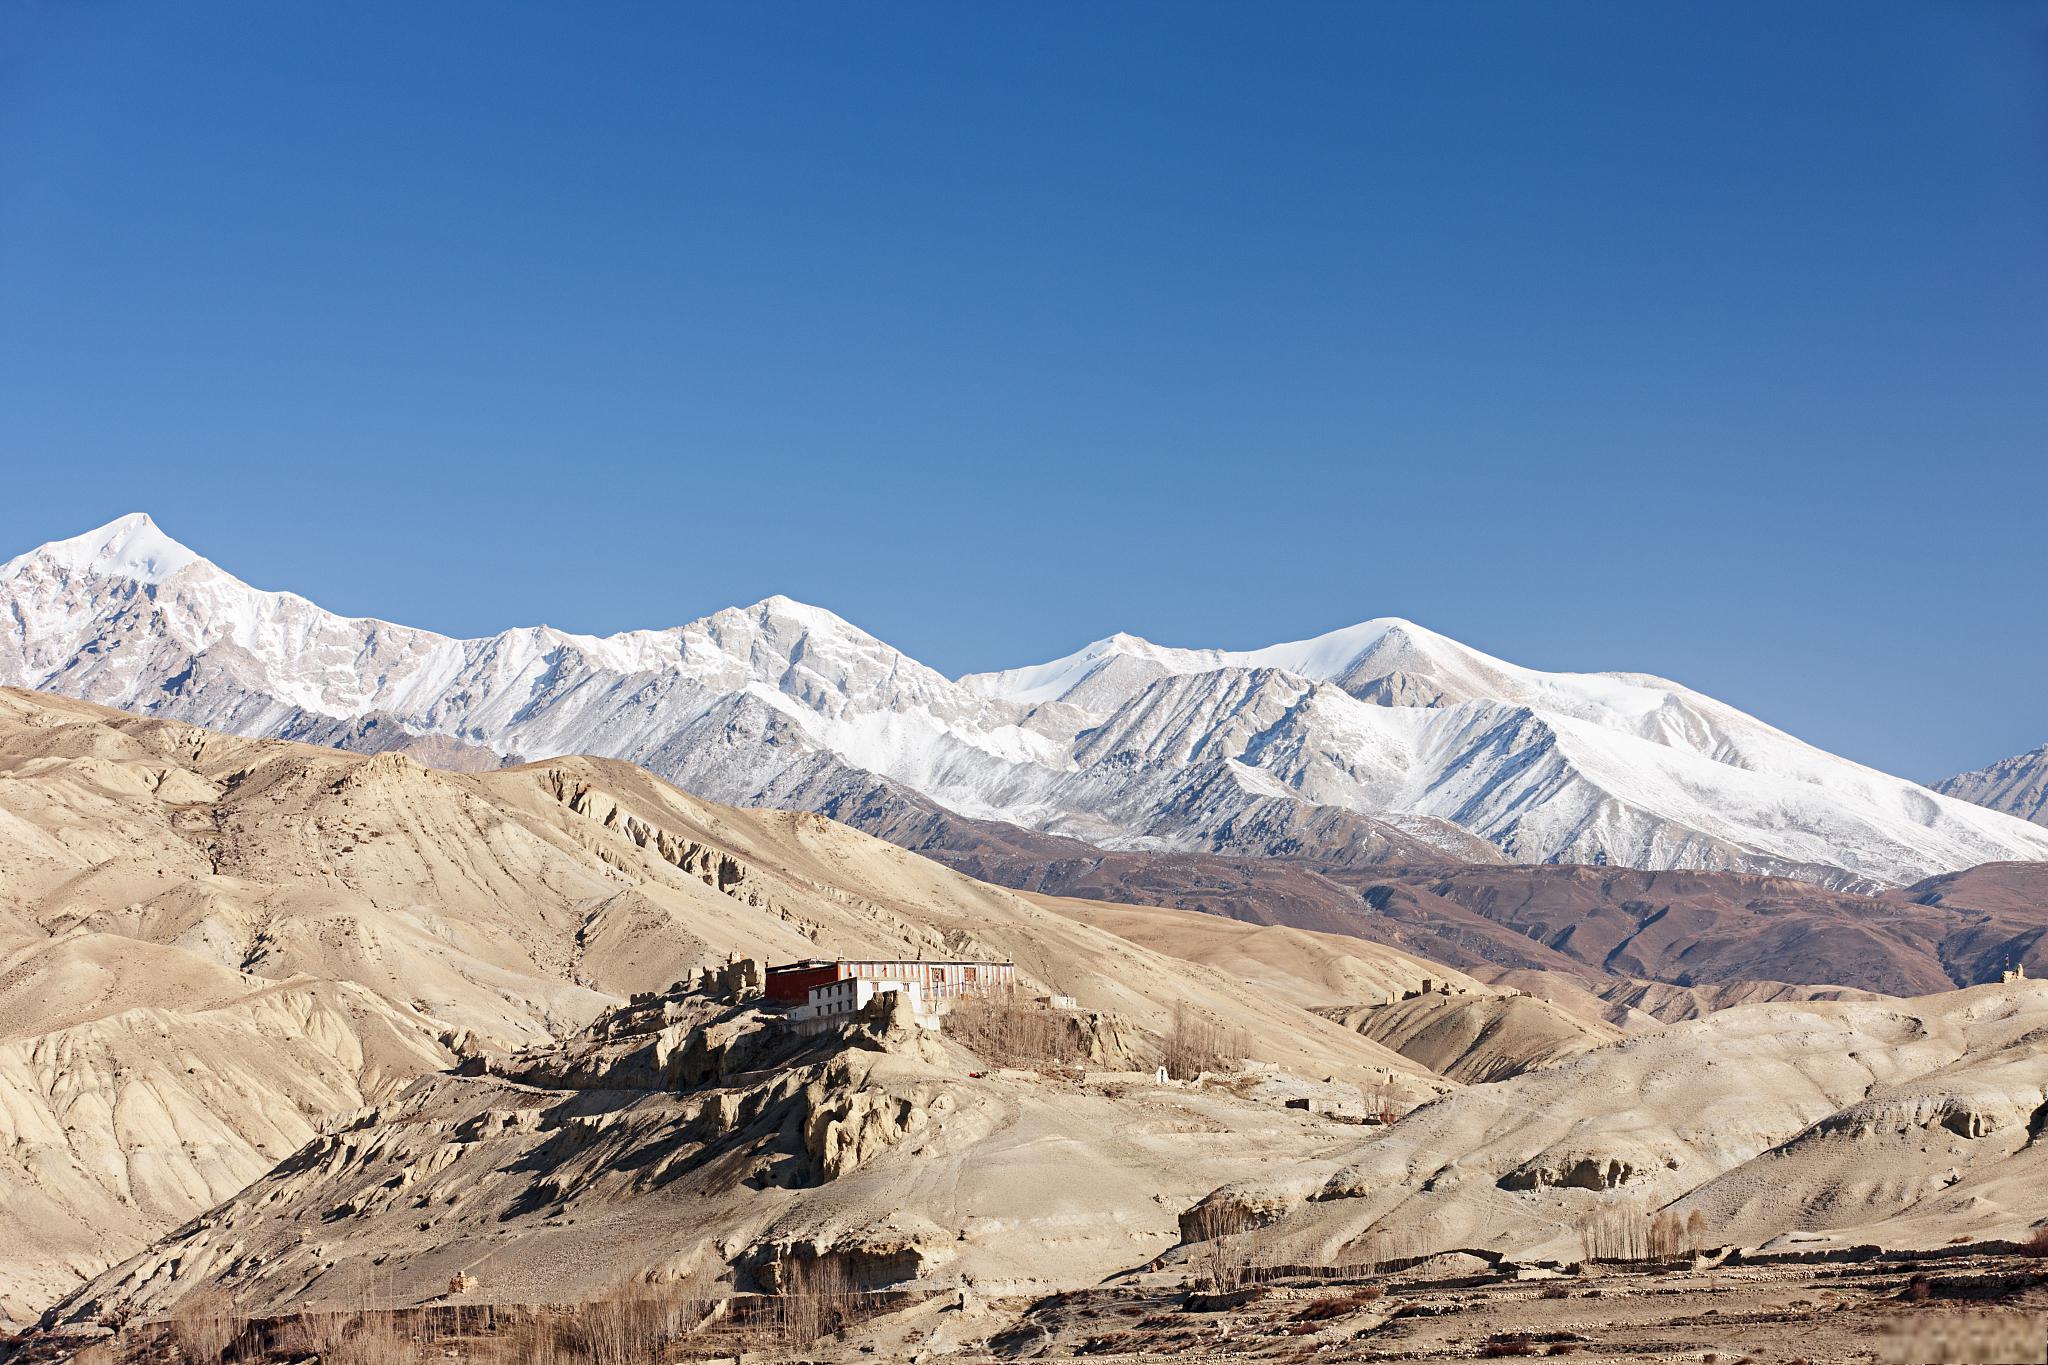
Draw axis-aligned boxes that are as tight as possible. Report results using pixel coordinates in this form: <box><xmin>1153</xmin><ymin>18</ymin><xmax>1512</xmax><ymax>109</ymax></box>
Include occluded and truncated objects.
<box><xmin>1498</xmin><ymin>1153</ymin><xmax>1645</xmax><ymax>1192</ymax></box>
<box><xmin>546</xmin><ymin>771</ymin><xmax>752</xmax><ymax>893</ymax></box>
<box><xmin>1936</xmin><ymin>743</ymin><xmax>2048</xmax><ymax>827</ymax></box>
<box><xmin>804</xmin><ymin>1083</ymin><xmax>947</xmax><ymax>1182</ymax></box>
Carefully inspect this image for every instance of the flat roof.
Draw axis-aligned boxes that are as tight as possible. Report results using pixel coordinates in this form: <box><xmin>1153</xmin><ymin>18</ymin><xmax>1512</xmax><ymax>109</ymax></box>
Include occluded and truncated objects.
<box><xmin>766</xmin><ymin>958</ymin><xmax>1014</xmax><ymax>970</ymax></box>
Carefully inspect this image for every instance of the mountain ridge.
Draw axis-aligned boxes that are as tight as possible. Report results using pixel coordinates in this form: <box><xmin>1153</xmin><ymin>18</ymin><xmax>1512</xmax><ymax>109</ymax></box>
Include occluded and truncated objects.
<box><xmin>7</xmin><ymin>512</ymin><xmax>2048</xmax><ymax>889</ymax></box>
<box><xmin>1936</xmin><ymin>740</ymin><xmax>2048</xmax><ymax>827</ymax></box>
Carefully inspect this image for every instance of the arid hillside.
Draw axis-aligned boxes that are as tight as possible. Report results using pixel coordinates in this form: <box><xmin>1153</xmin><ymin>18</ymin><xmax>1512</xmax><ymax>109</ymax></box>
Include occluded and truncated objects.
<box><xmin>0</xmin><ymin>688</ymin><xmax>1455</xmax><ymax>1329</ymax></box>
<box><xmin>10</xmin><ymin>686</ymin><xmax>2048</xmax><ymax>1361</ymax></box>
<box><xmin>1180</xmin><ymin>979</ymin><xmax>2048</xmax><ymax>1269</ymax></box>
<box><xmin>915</xmin><ymin>837</ymin><xmax>2048</xmax><ymax>995</ymax></box>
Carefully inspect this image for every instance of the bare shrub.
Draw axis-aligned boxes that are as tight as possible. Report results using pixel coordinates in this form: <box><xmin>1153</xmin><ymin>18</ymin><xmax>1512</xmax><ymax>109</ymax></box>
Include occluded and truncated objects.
<box><xmin>170</xmin><ymin>1289</ymin><xmax>239</xmax><ymax>1364</ymax></box>
<box><xmin>1194</xmin><ymin>1233</ymin><xmax>1248</xmax><ymax>1294</ymax></box>
<box><xmin>2019</xmin><ymin>1223</ymin><xmax>2048</xmax><ymax>1258</ymax></box>
<box><xmin>1162</xmin><ymin>1002</ymin><xmax>1251</xmax><ymax>1080</ymax></box>
<box><xmin>1578</xmin><ymin>1203</ymin><xmax>1645</xmax><ymax>1261</ymax></box>
<box><xmin>1478</xmin><ymin>1333</ymin><xmax>1536</xmax><ymax>1357</ymax></box>
<box><xmin>769</xmin><ymin>1255</ymin><xmax>855</xmax><ymax>1346</ymax></box>
<box><xmin>481</xmin><ymin>1312</ymin><xmax>568</xmax><ymax>1365</ymax></box>
<box><xmin>329</xmin><ymin>1313</ymin><xmax>421</xmax><ymax>1365</ymax></box>
<box><xmin>1183</xmin><ymin>1202</ymin><xmax>1272</xmax><ymax>1292</ymax></box>
<box><xmin>578</xmin><ymin>1275</ymin><xmax>714</xmax><ymax>1365</ymax></box>
<box><xmin>272</xmin><ymin>1309</ymin><xmax>422</xmax><ymax>1365</ymax></box>
<box><xmin>1291</xmin><ymin>1286</ymin><xmax>1382</xmax><ymax>1323</ymax></box>
<box><xmin>946</xmin><ymin>991</ymin><xmax>1086</xmax><ymax>1069</ymax></box>
<box><xmin>275</xmin><ymin>1311</ymin><xmax>355</xmax><ymax>1360</ymax></box>
<box><xmin>1359</xmin><ymin>1080</ymin><xmax>1401</xmax><ymax>1124</ymax></box>
<box><xmin>1343</xmin><ymin>1222</ymin><xmax>1431</xmax><ymax>1271</ymax></box>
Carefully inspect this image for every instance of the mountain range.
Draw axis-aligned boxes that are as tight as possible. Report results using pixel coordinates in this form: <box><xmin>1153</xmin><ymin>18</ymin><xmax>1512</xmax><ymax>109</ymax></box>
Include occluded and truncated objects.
<box><xmin>5</xmin><ymin>512</ymin><xmax>2047</xmax><ymax>894</ymax></box>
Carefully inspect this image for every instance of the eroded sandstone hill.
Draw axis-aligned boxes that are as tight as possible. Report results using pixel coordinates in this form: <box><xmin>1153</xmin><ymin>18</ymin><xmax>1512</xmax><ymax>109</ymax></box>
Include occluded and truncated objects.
<box><xmin>0</xmin><ymin>688</ymin><xmax>1449</xmax><ymax>1327</ymax></box>
<box><xmin>46</xmin><ymin>977</ymin><xmax>1385</xmax><ymax>1326</ymax></box>
<box><xmin>1180</xmin><ymin>979</ymin><xmax>2048</xmax><ymax>1269</ymax></box>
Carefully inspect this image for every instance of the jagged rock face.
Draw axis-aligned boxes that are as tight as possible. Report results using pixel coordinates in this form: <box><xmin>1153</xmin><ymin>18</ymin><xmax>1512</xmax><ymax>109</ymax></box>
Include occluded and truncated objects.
<box><xmin>1936</xmin><ymin>742</ymin><xmax>2048</xmax><ymax>826</ymax></box>
<box><xmin>11</xmin><ymin>514</ymin><xmax>2048</xmax><ymax>887</ymax></box>
<box><xmin>44</xmin><ymin>980</ymin><xmax>1374</xmax><ymax>1324</ymax></box>
<box><xmin>804</xmin><ymin>1077</ymin><xmax>950</xmax><ymax>1182</ymax></box>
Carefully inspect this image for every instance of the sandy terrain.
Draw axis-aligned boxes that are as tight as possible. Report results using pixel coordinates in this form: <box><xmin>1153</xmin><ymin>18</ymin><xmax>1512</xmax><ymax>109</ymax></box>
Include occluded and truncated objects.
<box><xmin>1180</xmin><ymin>981</ymin><xmax>2048</xmax><ymax>1271</ymax></box>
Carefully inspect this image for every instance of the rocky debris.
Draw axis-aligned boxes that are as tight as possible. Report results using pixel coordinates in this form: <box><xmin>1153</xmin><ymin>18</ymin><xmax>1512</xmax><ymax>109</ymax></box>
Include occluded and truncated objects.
<box><xmin>1498</xmin><ymin>1153</ymin><xmax>1643</xmax><ymax>1192</ymax></box>
<box><xmin>746</xmin><ymin>1214</ymin><xmax>954</xmax><ymax>1293</ymax></box>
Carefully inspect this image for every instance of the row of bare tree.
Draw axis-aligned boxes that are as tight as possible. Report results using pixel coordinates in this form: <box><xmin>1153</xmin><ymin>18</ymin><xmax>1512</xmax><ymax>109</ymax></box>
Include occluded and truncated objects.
<box><xmin>1162</xmin><ymin>1001</ymin><xmax>1252</xmax><ymax>1080</ymax></box>
<box><xmin>1579</xmin><ymin>1204</ymin><xmax>1711</xmax><ymax>1262</ymax></box>
<box><xmin>943</xmin><ymin>990</ymin><xmax>1088</xmax><ymax>1068</ymax></box>
<box><xmin>92</xmin><ymin>1265</ymin><xmax>852</xmax><ymax>1365</ymax></box>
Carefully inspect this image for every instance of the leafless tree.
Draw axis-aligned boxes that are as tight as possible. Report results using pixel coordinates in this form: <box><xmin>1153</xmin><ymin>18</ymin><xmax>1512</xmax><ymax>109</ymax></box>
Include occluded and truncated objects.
<box><xmin>1579</xmin><ymin>1202</ymin><xmax>1647</xmax><ymax>1261</ymax></box>
<box><xmin>769</xmin><ymin>1255</ymin><xmax>855</xmax><ymax>1346</ymax></box>
<box><xmin>169</xmin><ymin>1289</ymin><xmax>239</xmax><ymax>1365</ymax></box>
<box><xmin>1163</xmin><ymin>1002</ymin><xmax>1251</xmax><ymax>1080</ymax></box>
<box><xmin>947</xmin><ymin>990</ymin><xmax>1086</xmax><ymax>1068</ymax></box>
<box><xmin>579</xmin><ymin>1274</ymin><xmax>714</xmax><ymax>1365</ymax></box>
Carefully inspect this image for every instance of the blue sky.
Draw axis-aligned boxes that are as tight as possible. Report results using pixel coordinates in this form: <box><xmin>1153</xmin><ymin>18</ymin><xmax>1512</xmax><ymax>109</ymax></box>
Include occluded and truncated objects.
<box><xmin>2</xmin><ymin>2</ymin><xmax>2043</xmax><ymax>781</ymax></box>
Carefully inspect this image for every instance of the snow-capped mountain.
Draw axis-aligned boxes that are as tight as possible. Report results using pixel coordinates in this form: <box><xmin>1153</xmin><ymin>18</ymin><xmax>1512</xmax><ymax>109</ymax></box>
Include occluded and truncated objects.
<box><xmin>1935</xmin><ymin>742</ymin><xmax>2048</xmax><ymax>827</ymax></box>
<box><xmin>8</xmin><ymin>512</ymin><xmax>2048</xmax><ymax>889</ymax></box>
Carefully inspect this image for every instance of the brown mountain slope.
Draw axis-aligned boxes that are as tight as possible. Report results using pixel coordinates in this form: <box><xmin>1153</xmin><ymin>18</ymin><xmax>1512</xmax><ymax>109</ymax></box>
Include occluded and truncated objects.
<box><xmin>905</xmin><ymin>834</ymin><xmax>2048</xmax><ymax>995</ymax></box>
<box><xmin>223</xmin><ymin>674</ymin><xmax>2048</xmax><ymax>995</ymax></box>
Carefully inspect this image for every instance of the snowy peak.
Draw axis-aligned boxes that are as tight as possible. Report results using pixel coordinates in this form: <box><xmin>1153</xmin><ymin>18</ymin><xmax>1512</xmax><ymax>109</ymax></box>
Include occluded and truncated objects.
<box><xmin>961</xmin><ymin>630</ymin><xmax>1193</xmax><ymax>707</ymax></box>
<box><xmin>963</xmin><ymin>616</ymin><xmax>1502</xmax><ymax>712</ymax></box>
<box><xmin>6</xmin><ymin>514</ymin><xmax>2048</xmax><ymax>889</ymax></box>
<box><xmin>8</xmin><ymin>512</ymin><xmax>206</xmax><ymax>584</ymax></box>
<box><xmin>701</xmin><ymin>594</ymin><xmax>905</xmax><ymax>662</ymax></box>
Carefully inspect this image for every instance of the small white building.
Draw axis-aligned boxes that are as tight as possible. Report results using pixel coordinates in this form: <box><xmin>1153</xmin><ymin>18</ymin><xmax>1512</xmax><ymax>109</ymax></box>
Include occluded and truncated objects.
<box><xmin>792</xmin><ymin>976</ymin><xmax>941</xmax><ymax>1032</ymax></box>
